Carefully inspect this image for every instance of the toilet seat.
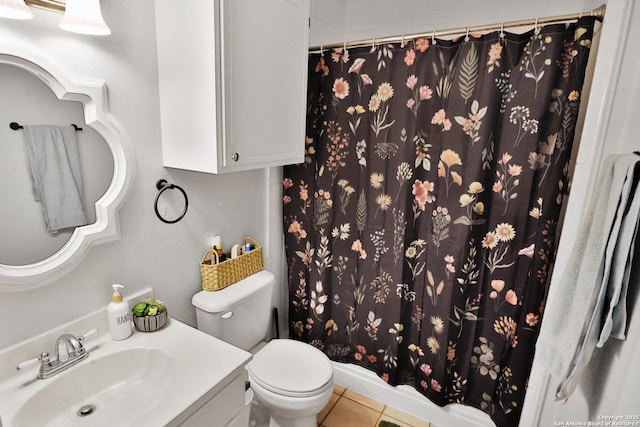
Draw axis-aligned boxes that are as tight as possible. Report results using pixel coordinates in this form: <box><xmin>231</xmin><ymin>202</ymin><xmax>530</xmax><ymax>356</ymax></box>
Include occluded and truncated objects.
<box><xmin>247</xmin><ymin>339</ymin><xmax>333</xmax><ymax>398</ymax></box>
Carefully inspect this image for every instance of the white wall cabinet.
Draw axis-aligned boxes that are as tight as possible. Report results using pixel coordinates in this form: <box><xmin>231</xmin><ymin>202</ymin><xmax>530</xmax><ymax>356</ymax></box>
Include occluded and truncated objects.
<box><xmin>155</xmin><ymin>0</ymin><xmax>310</xmax><ymax>174</ymax></box>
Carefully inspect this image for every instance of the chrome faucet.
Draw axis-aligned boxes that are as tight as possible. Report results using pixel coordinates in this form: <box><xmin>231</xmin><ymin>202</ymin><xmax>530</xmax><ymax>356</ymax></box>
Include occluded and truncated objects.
<box><xmin>17</xmin><ymin>329</ymin><xmax>98</xmax><ymax>379</ymax></box>
<box><xmin>56</xmin><ymin>333</ymin><xmax>85</xmax><ymax>362</ymax></box>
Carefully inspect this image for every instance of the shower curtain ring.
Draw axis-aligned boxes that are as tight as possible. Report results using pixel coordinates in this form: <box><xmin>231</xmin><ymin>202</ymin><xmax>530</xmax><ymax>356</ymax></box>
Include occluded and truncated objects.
<box><xmin>401</xmin><ymin>33</ymin><xmax>405</xmax><ymax>47</ymax></box>
<box><xmin>432</xmin><ymin>30</ymin><xmax>437</xmax><ymax>45</ymax></box>
<box><xmin>320</xmin><ymin>44</ymin><xmax>324</xmax><ymax>57</ymax></box>
<box><xmin>372</xmin><ymin>37</ymin><xmax>376</xmax><ymax>48</ymax></box>
<box><xmin>534</xmin><ymin>17</ymin><xmax>540</xmax><ymax>34</ymax></box>
<box><xmin>343</xmin><ymin>40</ymin><xmax>347</xmax><ymax>52</ymax></box>
<box><xmin>465</xmin><ymin>26</ymin><xmax>470</xmax><ymax>42</ymax></box>
<box><xmin>500</xmin><ymin>22</ymin><xmax>505</xmax><ymax>41</ymax></box>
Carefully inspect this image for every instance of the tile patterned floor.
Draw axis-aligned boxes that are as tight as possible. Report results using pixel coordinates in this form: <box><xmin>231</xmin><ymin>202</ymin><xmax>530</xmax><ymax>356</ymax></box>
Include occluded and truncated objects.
<box><xmin>317</xmin><ymin>384</ymin><xmax>431</xmax><ymax>427</ymax></box>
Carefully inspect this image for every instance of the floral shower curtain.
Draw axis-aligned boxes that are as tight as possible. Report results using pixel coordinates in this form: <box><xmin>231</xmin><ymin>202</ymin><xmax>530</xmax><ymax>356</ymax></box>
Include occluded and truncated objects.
<box><xmin>283</xmin><ymin>17</ymin><xmax>596</xmax><ymax>427</ymax></box>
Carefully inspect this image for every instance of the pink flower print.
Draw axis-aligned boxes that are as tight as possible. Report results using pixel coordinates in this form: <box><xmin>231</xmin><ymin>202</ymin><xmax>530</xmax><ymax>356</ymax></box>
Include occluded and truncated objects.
<box><xmin>430</xmin><ymin>379</ymin><xmax>442</xmax><ymax>392</ymax></box>
<box><xmin>282</xmin><ymin>178</ymin><xmax>293</xmax><ymax>189</ymax></box>
<box><xmin>505</xmin><ymin>290</ymin><xmax>518</xmax><ymax>305</ymax></box>
<box><xmin>299</xmin><ymin>184</ymin><xmax>309</xmax><ymax>202</ymax></box>
<box><xmin>415</xmin><ymin>37</ymin><xmax>429</xmax><ymax>52</ymax></box>
<box><xmin>490</xmin><ymin>291</ymin><xmax>498</xmax><ymax>299</ymax></box>
<box><xmin>288</xmin><ymin>220</ymin><xmax>307</xmax><ymax>239</ymax></box>
<box><xmin>406</xmin><ymin>74</ymin><xmax>418</xmax><ymax>90</ymax></box>
<box><xmin>407</xmin><ymin>98</ymin><xmax>416</xmax><ymax>109</ymax></box>
<box><xmin>431</xmin><ymin>109</ymin><xmax>451</xmax><ymax>131</ymax></box>
<box><xmin>432</xmin><ymin>109</ymin><xmax>446</xmax><ymax>125</ymax></box>
<box><xmin>283</xmin><ymin>195</ymin><xmax>291</xmax><ymax>204</ymax></box>
<box><xmin>508</xmin><ymin>164</ymin><xmax>523</xmax><ymax>176</ymax></box>
<box><xmin>518</xmin><ymin>243</ymin><xmax>535</xmax><ymax>258</ymax></box>
<box><xmin>419</xmin><ymin>85</ymin><xmax>433</xmax><ymax>101</ymax></box>
<box><xmin>361</xmin><ymin>74</ymin><xmax>373</xmax><ymax>86</ymax></box>
<box><xmin>420</xmin><ymin>363</ymin><xmax>432</xmax><ymax>376</ymax></box>
<box><xmin>500</xmin><ymin>152</ymin><xmax>513</xmax><ymax>165</ymax></box>
<box><xmin>315</xmin><ymin>57</ymin><xmax>329</xmax><ymax>76</ymax></box>
<box><xmin>412</xmin><ymin>179</ymin><xmax>435</xmax><ymax>211</ymax></box>
<box><xmin>420</xmin><ymin>380</ymin><xmax>429</xmax><ymax>390</ymax></box>
<box><xmin>331</xmin><ymin>47</ymin><xmax>349</xmax><ymax>63</ymax></box>
<box><xmin>491</xmin><ymin>279</ymin><xmax>505</xmax><ymax>292</ymax></box>
<box><xmin>492</xmin><ymin>180</ymin><xmax>503</xmax><ymax>193</ymax></box>
<box><xmin>348</xmin><ymin>57</ymin><xmax>365</xmax><ymax>74</ymax></box>
<box><xmin>351</xmin><ymin>239</ymin><xmax>367</xmax><ymax>259</ymax></box>
<box><xmin>488</xmin><ymin>42</ymin><xmax>503</xmax><ymax>63</ymax></box>
<box><xmin>332</xmin><ymin>78</ymin><xmax>350</xmax><ymax>99</ymax></box>
<box><xmin>288</xmin><ymin>220</ymin><xmax>301</xmax><ymax>233</ymax></box>
<box><xmin>404</xmin><ymin>48</ymin><xmax>416</xmax><ymax>66</ymax></box>
<box><xmin>487</xmin><ymin>42</ymin><xmax>503</xmax><ymax>72</ymax></box>
<box><xmin>526</xmin><ymin>313</ymin><xmax>540</xmax><ymax>327</ymax></box>
<box><xmin>445</xmin><ymin>255</ymin><xmax>455</xmax><ymax>275</ymax></box>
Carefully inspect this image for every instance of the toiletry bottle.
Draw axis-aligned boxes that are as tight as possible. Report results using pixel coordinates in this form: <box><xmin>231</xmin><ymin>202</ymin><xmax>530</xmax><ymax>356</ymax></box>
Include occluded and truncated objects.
<box><xmin>107</xmin><ymin>284</ymin><xmax>132</xmax><ymax>340</ymax></box>
<box><xmin>212</xmin><ymin>235</ymin><xmax>222</xmax><ymax>256</ymax></box>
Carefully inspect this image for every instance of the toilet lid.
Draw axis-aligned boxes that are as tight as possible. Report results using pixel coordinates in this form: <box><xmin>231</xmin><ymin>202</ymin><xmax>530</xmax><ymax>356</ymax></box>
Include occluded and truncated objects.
<box><xmin>247</xmin><ymin>340</ymin><xmax>333</xmax><ymax>397</ymax></box>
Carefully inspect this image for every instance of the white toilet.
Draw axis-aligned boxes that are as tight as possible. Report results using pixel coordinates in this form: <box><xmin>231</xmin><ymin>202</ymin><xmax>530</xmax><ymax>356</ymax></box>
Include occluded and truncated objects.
<box><xmin>192</xmin><ymin>270</ymin><xmax>334</xmax><ymax>427</ymax></box>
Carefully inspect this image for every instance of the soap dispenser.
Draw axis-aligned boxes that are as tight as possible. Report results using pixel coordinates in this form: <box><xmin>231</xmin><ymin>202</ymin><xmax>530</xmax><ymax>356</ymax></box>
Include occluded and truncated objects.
<box><xmin>107</xmin><ymin>284</ymin><xmax>132</xmax><ymax>340</ymax></box>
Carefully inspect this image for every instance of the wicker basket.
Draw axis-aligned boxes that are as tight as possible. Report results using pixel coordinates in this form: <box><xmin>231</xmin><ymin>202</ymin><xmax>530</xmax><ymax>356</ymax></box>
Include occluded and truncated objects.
<box><xmin>200</xmin><ymin>237</ymin><xmax>264</xmax><ymax>291</ymax></box>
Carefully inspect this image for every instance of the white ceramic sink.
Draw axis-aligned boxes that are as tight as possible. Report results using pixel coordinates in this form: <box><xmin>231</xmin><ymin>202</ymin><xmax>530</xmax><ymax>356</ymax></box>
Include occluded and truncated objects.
<box><xmin>0</xmin><ymin>292</ymin><xmax>252</xmax><ymax>427</ymax></box>
<box><xmin>13</xmin><ymin>348</ymin><xmax>176</xmax><ymax>427</ymax></box>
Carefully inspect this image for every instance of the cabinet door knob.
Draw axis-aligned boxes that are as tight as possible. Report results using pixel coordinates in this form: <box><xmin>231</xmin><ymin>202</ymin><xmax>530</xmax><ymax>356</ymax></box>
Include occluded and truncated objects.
<box><xmin>231</xmin><ymin>153</ymin><xmax>239</xmax><ymax>161</ymax></box>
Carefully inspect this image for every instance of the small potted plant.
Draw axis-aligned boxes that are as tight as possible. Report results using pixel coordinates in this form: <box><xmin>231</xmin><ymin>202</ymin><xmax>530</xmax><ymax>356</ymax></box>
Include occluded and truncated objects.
<box><xmin>132</xmin><ymin>298</ymin><xmax>168</xmax><ymax>332</ymax></box>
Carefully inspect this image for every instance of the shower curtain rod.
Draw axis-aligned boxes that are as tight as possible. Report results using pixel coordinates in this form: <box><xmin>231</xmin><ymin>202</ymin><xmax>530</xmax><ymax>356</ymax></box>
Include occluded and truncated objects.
<box><xmin>309</xmin><ymin>4</ymin><xmax>605</xmax><ymax>53</ymax></box>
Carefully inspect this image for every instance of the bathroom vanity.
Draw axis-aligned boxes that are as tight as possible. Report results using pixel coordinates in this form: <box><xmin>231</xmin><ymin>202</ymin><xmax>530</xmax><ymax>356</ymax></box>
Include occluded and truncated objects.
<box><xmin>0</xmin><ymin>290</ymin><xmax>251</xmax><ymax>427</ymax></box>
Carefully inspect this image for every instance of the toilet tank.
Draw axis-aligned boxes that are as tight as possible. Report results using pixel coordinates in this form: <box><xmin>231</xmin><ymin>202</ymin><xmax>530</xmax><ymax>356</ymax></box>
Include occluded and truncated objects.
<box><xmin>192</xmin><ymin>270</ymin><xmax>275</xmax><ymax>351</ymax></box>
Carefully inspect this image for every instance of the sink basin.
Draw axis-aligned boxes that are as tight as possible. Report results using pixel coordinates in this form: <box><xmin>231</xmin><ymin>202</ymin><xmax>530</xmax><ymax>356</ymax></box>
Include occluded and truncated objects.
<box><xmin>0</xmin><ymin>298</ymin><xmax>252</xmax><ymax>427</ymax></box>
<box><xmin>12</xmin><ymin>348</ymin><xmax>176</xmax><ymax>427</ymax></box>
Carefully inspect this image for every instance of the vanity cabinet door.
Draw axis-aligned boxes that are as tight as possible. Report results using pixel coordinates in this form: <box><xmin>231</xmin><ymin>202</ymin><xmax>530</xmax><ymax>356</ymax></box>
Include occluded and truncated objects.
<box><xmin>155</xmin><ymin>0</ymin><xmax>310</xmax><ymax>174</ymax></box>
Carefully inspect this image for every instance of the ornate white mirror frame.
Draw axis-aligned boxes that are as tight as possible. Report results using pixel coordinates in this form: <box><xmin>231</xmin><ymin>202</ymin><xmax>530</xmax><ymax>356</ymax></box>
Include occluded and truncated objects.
<box><xmin>0</xmin><ymin>44</ymin><xmax>134</xmax><ymax>290</ymax></box>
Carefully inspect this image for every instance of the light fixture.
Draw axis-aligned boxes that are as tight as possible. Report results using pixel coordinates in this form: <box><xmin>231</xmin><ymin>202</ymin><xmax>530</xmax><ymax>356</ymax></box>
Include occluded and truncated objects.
<box><xmin>0</xmin><ymin>0</ymin><xmax>34</xmax><ymax>20</ymax></box>
<box><xmin>58</xmin><ymin>0</ymin><xmax>110</xmax><ymax>36</ymax></box>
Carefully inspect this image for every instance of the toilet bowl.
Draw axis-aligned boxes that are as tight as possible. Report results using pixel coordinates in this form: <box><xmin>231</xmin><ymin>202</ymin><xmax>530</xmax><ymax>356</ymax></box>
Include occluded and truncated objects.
<box><xmin>247</xmin><ymin>339</ymin><xmax>333</xmax><ymax>427</ymax></box>
<box><xmin>192</xmin><ymin>271</ymin><xmax>334</xmax><ymax>427</ymax></box>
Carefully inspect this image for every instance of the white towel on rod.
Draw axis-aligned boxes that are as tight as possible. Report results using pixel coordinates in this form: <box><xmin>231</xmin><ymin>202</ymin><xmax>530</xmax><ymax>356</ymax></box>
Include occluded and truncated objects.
<box><xmin>22</xmin><ymin>125</ymin><xmax>88</xmax><ymax>232</ymax></box>
<box><xmin>535</xmin><ymin>152</ymin><xmax>640</xmax><ymax>401</ymax></box>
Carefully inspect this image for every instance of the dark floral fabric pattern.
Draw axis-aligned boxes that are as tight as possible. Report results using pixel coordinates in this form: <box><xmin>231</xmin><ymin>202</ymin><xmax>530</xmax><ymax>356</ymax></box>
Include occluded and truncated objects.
<box><xmin>283</xmin><ymin>18</ymin><xmax>595</xmax><ymax>427</ymax></box>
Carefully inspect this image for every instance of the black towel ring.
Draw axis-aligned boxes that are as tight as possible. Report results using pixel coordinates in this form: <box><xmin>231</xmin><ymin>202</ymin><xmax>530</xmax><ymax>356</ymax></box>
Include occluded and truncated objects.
<box><xmin>154</xmin><ymin>179</ymin><xmax>188</xmax><ymax>224</ymax></box>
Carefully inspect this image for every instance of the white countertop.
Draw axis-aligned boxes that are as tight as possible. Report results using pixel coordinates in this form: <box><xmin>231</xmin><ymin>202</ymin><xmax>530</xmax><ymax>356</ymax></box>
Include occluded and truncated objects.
<box><xmin>0</xmin><ymin>289</ymin><xmax>252</xmax><ymax>427</ymax></box>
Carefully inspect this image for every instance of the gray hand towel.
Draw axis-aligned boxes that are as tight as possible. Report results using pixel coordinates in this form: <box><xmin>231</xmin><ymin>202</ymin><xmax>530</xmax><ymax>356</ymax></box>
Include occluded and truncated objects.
<box><xmin>22</xmin><ymin>125</ymin><xmax>88</xmax><ymax>232</ymax></box>
<box><xmin>535</xmin><ymin>152</ymin><xmax>640</xmax><ymax>401</ymax></box>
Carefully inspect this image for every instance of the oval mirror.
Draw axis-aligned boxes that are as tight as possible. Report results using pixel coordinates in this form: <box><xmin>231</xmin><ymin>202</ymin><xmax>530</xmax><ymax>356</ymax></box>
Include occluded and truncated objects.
<box><xmin>0</xmin><ymin>47</ymin><xmax>133</xmax><ymax>289</ymax></box>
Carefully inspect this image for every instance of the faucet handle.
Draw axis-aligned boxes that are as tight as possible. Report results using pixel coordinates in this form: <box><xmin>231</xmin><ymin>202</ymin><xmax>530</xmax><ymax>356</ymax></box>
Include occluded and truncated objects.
<box><xmin>79</xmin><ymin>328</ymin><xmax>98</xmax><ymax>342</ymax></box>
<box><xmin>16</xmin><ymin>352</ymin><xmax>50</xmax><ymax>371</ymax></box>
